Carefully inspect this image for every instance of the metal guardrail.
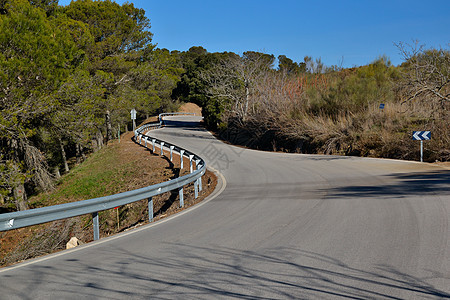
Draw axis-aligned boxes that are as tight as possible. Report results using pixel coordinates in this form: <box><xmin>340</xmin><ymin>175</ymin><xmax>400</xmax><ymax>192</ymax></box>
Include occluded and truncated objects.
<box><xmin>158</xmin><ymin>112</ymin><xmax>196</xmax><ymax>126</ymax></box>
<box><xmin>159</xmin><ymin>112</ymin><xmax>195</xmax><ymax>119</ymax></box>
<box><xmin>0</xmin><ymin>113</ymin><xmax>205</xmax><ymax>241</ymax></box>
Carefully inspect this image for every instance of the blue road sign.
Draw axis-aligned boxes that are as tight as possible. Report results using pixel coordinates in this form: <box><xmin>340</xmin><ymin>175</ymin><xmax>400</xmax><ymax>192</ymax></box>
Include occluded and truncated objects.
<box><xmin>412</xmin><ymin>131</ymin><xmax>431</xmax><ymax>141</ymax></box>
<box><xmin>379</xmin><ymin>103</ymin><xmax>385</xmax><ymax>109</ymax></box>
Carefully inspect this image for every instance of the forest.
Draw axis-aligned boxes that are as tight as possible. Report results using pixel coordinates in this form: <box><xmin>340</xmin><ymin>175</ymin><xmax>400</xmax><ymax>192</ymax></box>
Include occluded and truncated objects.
<box><xmin>1</xmin><ymin>0</ymin><xmax>449</xmax><ymax>213</ymax></box>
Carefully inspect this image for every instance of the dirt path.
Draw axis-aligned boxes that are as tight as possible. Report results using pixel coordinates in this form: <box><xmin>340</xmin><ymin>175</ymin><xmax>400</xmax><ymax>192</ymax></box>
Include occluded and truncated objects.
<box><xmin>178</xmin><ymin>102</ymin><xmax>202</xmax><ymax>115</ymax></box>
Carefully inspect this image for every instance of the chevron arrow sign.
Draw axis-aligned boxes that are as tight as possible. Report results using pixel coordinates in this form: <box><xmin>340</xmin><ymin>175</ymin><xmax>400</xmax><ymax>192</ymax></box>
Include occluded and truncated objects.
<box><xmin>412</xmin><ymin>131</ymin><xmax>431</xmax><ymax>141</ymax></box>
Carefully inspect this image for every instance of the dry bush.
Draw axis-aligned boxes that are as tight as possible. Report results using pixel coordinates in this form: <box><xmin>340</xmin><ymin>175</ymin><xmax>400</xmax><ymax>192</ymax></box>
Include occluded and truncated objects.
<box><xmin>1</xmin><ymin>219</ymin><xmax>81</xmax><ymax>265</ymax></box>
<box><xmin>219</xmin><ymin>65</ymin><xmax>448</xmax><ymax>161</ymax></box>
<box><xmin>203</xmin><ymin>51</ymin><xmax>448</xmax><ymax>161</ymax></box>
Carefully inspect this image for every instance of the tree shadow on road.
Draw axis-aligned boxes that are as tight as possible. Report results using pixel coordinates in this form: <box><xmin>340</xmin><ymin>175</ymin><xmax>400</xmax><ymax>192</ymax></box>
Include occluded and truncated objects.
<box><xmin>163</xmin><ymin>119</ymin><xmax>201</xmax><ymax>128</ymax></box>
<box><xmin>2</xmin><ymin>243</ymin><xmax>449</xmax><ymax>299</ymax></box>
<box><xmin>324</xmin><ymin>170</ymin><xmax>450</xmax><ymax>199</ymax></box>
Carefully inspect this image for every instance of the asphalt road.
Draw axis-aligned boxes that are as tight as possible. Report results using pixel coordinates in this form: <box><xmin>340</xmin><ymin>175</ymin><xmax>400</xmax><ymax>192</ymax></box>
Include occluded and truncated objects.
<box><xmin>1</xmin><ymin>116</ymin><xmax>449</xmax><ymax>299</ymax></box>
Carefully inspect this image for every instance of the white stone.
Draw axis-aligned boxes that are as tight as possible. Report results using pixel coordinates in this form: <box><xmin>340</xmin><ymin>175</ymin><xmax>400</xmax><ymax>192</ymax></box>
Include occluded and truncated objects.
<box><xmin>66</xmin><ymin>237</ymin><xmax>81</xmax><ymax>249</ymax></box>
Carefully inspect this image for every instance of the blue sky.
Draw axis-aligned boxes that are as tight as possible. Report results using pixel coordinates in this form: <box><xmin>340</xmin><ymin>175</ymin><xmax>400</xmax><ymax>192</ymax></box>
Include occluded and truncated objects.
<box><xmin>58</xmin><ymin>0</ymin><xmax>449</xmax><ymax>68</ymax></box>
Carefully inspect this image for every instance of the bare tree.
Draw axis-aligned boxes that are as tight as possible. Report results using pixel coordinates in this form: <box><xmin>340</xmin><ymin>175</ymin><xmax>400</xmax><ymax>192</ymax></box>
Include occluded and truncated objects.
<box><xmin>200</xmin><ymin>52</ymin><xmax>275</xmax><ymax>124</ymax></box>
<box><xmin>395</xmin><ymin>41</ymin><xmax>450</xmax><ymax>106</ymax></box>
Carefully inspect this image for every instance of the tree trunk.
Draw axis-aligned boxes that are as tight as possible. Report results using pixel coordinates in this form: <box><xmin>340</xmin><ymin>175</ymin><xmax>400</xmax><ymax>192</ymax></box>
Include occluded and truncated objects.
<box><xmin>75</xmin><ymin>143</ymin><xmax>85</xmax><ymax>164</ymax></box>
<box><xmin>13</xmin><ymin>183</ymin><xmax>28</xmax><ymax>211</ymax></box>
<box><xmin>105</xmin><ymin>110</ymin><xmax>113</xmax><ymax>144</ymax></box>
<box><xmin>95</xmin><ymin>129</ymin><xmax>104</xmax><ymax>152</ymax></box>
<box><xmin>9</xmin><ymin>138</ymin><xmax>28</xmax><ymax>210</ymax></box>
<box><xmin>76</xmin><ymin>145</ymin><xmax>81</xmax><ymax>164</ymax></box>
<box><xmin>243</xmin><ymin>79</ymin><xmax>249</xmax><ymax>122</ymax></box>
<box><xmin>80</xmin><ymin>144</ymin><xmax>86</xmax><ymax>161</ymax></box>
<box><xmin>58</xmin><ymin>136</ymin><xmax>69</xmax><ymax>173</ymax></box>
<box><xmin>54</xmin><ymin>166</ymin><xmax>61</xmax><ymax>179</ymax></box>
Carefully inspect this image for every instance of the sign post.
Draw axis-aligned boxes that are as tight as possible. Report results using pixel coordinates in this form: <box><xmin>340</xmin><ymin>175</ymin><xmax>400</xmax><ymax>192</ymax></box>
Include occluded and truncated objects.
<box><xmin>412</xmin><ymin>131</ymin><xmax>431</xmax><ymax>162</ymax></box>
<box><xmin>130</xmin><ymin>108</ymin><xmax>137</xmax><ymax>131</ymax></box>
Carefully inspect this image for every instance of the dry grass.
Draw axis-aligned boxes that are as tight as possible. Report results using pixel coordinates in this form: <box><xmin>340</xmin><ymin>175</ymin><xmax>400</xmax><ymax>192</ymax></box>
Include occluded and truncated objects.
<box><xmin>219</xmin><ymin>68</ymin><xmax>449</xmax><ymax>162</ymax></box>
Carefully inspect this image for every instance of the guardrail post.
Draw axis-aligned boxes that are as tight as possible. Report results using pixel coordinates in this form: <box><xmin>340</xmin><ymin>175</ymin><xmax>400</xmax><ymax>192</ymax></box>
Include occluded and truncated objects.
<box><xmin>92</xmin><ymin>212</ymin><xmax>99</xmax><ymax>241</ymax></box>
<box><xmin>189</xmin><ymin>155</ymin><xmax>194</xmax><ymax>173</ymax></box>
<box><xmin>179</xmin><ymin>187</ymin><xmax>184</xmax><ymax>207</ymax></box>
<box><xmin>180</xmin><ymin>150</ymin><xmax>185</xmax><ymax>169</ymax></box>
<box><xmin>152</xmin><ymin>139</ymin><xmax>156</xmax><ymax>153</ymax></box>
<box><xmin>170</xmin><ymin>146</ymin><xmax>174</xmax><ymax>161</ymax></box>
<box><xmin>160</xmin><ymin>142</ymin><xmax>165</xmax><ymax>156</ymax></box>
<box><xmin>144</xmin><ymin>136</ymin><xmax>148</xmax><ymax>147</ymax></box>
<box><xmin>194</xmin><ymin>180</ymin><xmax>198</xmax><ymax>199</ymax></box>
<box><xmin>148</xmin><ymin>197</ymin><xmax>153</xmax><ymax>222</ymax></box>
<box><xmin>196</xmin><ymin>160</ymin><xmax>203</xmax><ymax>192</ymax></box>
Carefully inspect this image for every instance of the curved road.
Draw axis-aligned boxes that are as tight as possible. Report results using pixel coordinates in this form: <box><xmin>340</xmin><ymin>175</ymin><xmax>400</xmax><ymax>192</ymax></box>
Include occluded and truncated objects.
<box><xmin>1</xmin><ymin>116</ymin><xmax>449</xmax><ymax>299</ymax></box>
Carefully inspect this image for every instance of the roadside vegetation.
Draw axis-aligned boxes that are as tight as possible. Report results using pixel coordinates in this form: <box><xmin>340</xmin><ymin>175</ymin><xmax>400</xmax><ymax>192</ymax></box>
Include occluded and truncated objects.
<box><xmin>0</xmin><ymin>0</ymin><xmax>181</xmax><ymax>212</ymax></box>
<box><xmin>173</xmin><ymin>45</ymin><xmax>449</xmax><ymax>162</ymax></box>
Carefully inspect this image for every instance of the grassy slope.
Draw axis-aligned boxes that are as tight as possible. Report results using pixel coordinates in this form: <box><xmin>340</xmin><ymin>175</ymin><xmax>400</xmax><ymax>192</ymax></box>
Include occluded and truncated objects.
<box><xmin>31</xmin><ymin>143</ymin><xmax>126</xmax><ymax>208</ymax></box>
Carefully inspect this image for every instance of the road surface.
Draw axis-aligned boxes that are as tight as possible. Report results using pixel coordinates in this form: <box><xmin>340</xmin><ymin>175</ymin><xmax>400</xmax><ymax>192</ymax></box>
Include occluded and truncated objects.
<box><xmin>1</xmin><ymin>116</ymin><xmax>449</xmax><ymax>299</ymax></box>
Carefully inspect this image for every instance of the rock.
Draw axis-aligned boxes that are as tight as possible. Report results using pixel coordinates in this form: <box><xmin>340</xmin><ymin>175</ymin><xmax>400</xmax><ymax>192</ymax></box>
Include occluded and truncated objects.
<box><xmin>66</xmin><ymin>237</ymin><xmax>81</xmax><ymax>249</ymax></box>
